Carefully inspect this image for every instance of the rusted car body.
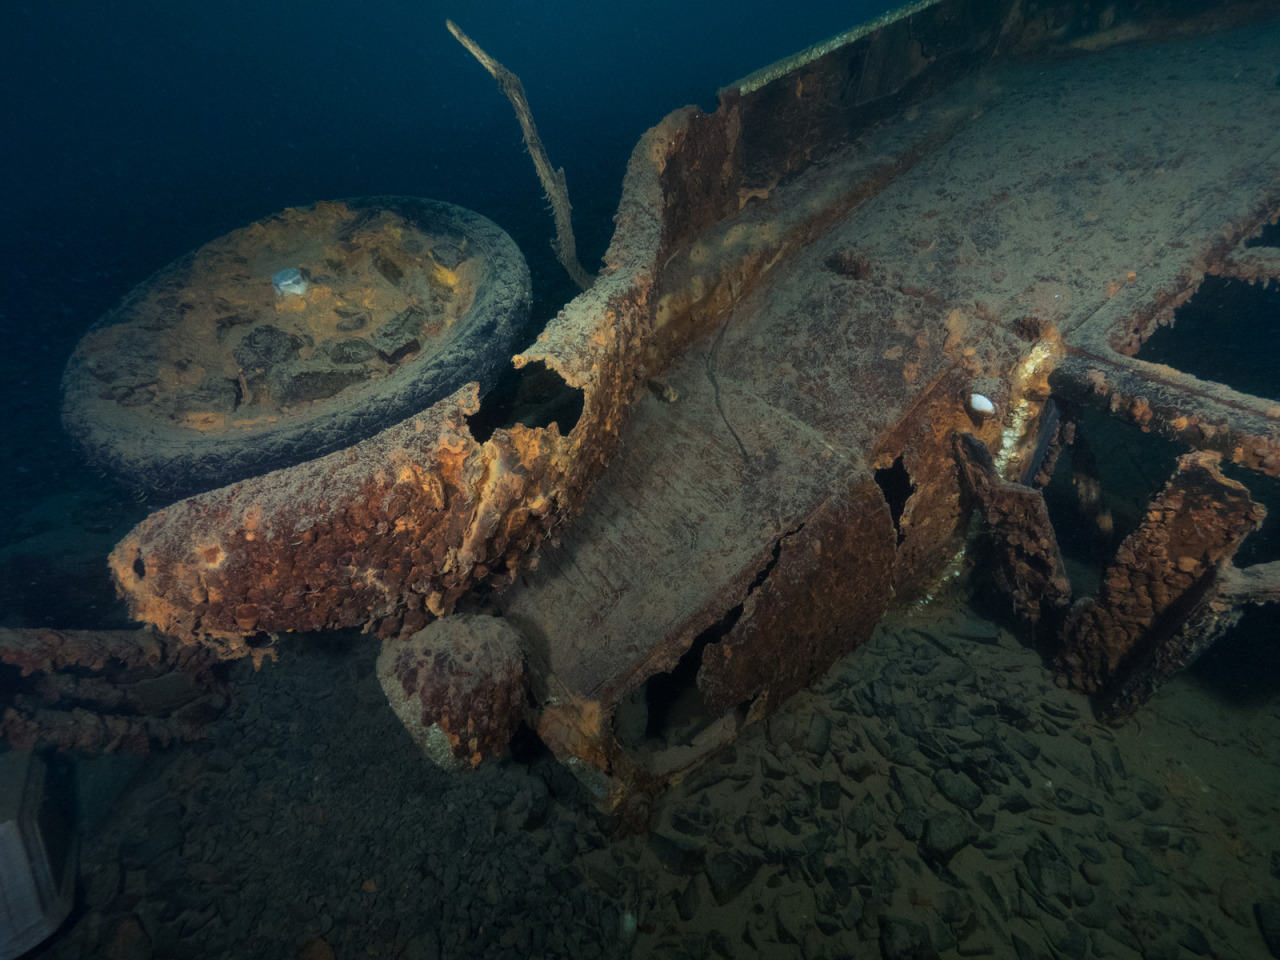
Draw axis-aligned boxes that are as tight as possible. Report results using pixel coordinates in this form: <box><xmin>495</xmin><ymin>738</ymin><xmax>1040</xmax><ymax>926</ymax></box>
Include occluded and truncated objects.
<box><xmin>30</xmin><ymin>0</ymin><xmax>1280</xmax><ymax>808</ymax></box>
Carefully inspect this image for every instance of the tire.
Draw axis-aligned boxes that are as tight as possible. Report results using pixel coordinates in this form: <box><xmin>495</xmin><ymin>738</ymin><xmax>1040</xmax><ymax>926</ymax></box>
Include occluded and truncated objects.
<box><xmin>61</xmin><ymin>197</ymin><xmax>530</xmax><ymax>500</ymax></box>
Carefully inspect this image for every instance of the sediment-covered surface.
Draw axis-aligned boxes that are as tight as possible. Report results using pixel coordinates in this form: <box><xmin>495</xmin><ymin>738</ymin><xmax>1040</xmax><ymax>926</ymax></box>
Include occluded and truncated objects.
<box><xmin>33</xmin><ymin>596</ymin><xmax>1280</xmax><ymax>960</ymax></box>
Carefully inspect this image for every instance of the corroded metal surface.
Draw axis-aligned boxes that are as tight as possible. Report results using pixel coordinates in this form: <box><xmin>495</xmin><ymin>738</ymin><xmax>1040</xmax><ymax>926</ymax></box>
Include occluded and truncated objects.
<box><xmin>503</xmin><ymin>9</ymin><xmax>1280</xmax><ymax>802</ymax></box>
<box><xmin>94</xmin><ymin>0</ymin><xmax>1280</xmax><ymax>798</ymax></box>
<box><xmin>954</xmin><ymin>432</ymin><xmax>1071</xmax><ymax>628</ymax></box>
<box><xmin>1095</xmin><ymin>558</ymin><xmax>1280</xmax><ymax>721</ymax></box>
<box><xmin>109</xmin><ymin>389</ymin><xmax>568</xmax><ymax>656</ymax></box>
<box><xmin>107</xmin><ymin>108</ymin><xmax>683</xmax><ymax>656</ymax></box>
<box><xmin>376</xmin><ymin>614</ymin><xmax>526</xmax><ymax>770</ymax></box>
<box><xmin>0</xmin><ymin>627</ymin><xmax>227</xmax><ymax>752</ymax></box>
<box><xmin>1057</xmin><ymin>452</ymin><xmax>1266</xmax><ymax>698</ymax></box>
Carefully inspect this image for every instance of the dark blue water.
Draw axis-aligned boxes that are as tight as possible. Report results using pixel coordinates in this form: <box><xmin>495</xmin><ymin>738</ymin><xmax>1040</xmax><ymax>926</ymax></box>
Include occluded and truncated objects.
<box><xmin>0</xmin><ymin>0</ymin><xmax>881</xmax><ymax>534</ymax></box>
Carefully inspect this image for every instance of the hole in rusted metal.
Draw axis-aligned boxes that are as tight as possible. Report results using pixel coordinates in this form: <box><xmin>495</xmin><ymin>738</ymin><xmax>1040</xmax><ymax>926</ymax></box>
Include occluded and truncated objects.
<box><xmin>466</xmin><ymin>360</ymin><xmax>585</xmax><ymax>442</ymax></box>
<box><xmin>0</xmin><ymin>662</ymin><xmax>20</xmax><ymax>697</ymax></box>
<box><xmin>1244</xmin><ymin>220</ymin><xmax>1280</xmax><ymax>247</ymax></box>
<box><xmin>1187</xmin><ymin>603</ymin><xmax>1280</xmax><ymax>705</ymax></box>
<box><xmin>1041</xmin><ymin>409</ymin><xmax>1183</xmax><ymax>596</ymax></box>
<box><xmin>1222</xmin><ymin>464</ymin><xmax>1280</xmax><ymax>567</ymax></box>
<box><xmin>874</xmin><ymin>456</ymin><xmax>914</xmax><ymax>546</ymax></box>
<box><xmin>619</xmin><ymin>526</ymin><xmax>803</xmax><ymax>752</ymax></box>
<box><xmin>640</xmin><ymin>628</ymin><xmax>720</xmax><ymax>748</ymax></box>
<box><xmin>1137</xmin><ymin>276</ymin><xmax>1280</xmax><ymax>402</ymax></box>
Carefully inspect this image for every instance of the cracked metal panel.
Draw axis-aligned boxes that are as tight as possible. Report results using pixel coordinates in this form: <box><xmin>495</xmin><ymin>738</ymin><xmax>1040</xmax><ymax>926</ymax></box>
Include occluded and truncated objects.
<box><xmin>1096</xmin><ymin>558</ymin><xmax>1280</xmax><ymax>721</ymax></box>
<box><xmin>954</xmin><ymin>432</ymin><xmax>1072</xmax><ymax>627</ymax></box>
<box><xmin>697</xmin><ymin>482</ymin><xmax>896</xmax><ymax>718</ymax></box>
<box><xmin>1057</xmin><ymin>451</ymin><xmax>1266</xmax><ymax>697</ymax></box>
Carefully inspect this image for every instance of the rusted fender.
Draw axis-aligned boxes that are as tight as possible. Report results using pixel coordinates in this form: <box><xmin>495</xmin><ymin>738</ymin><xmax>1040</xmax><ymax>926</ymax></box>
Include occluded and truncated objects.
<box><xmin>107</xmin><ymin>111</ymin><xmax>693</xmax><ymax>655</ymax></box>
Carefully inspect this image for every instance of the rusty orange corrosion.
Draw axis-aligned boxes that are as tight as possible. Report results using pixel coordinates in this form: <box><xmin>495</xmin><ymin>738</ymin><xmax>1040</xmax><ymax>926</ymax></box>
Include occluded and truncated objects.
<box><xmin>108</xmin><ymin>110</ymin><xmax>681</xmax><ymax>658</ymax></box>
<box><xmin>103</xmin><ymin>1</ymin><xmax>1280</xmax><ymax>802</ymax></box>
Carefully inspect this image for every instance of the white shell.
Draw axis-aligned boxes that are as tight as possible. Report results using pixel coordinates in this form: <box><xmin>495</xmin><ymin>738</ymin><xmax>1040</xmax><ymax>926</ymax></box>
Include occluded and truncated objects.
<box><xmin>969</xmin><ymin>393</ymin><xmax>995</xmax><ymax>416</ymax></box>
<box><xmin>272</xmin><ymin>267</ymin><xmax>309</xmax><ymax>298</ymax></box>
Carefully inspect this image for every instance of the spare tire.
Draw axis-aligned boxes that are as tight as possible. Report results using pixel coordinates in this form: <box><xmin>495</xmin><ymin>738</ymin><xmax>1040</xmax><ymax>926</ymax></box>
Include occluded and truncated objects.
<box><xmin>62</xmin><ymin>196</ymin><xmax>530</xmax><ymax>499</ymax></box>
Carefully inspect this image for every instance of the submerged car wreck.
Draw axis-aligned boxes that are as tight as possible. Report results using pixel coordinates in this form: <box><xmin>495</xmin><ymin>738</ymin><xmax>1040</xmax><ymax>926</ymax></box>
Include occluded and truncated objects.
<box><xmin>10</xmin><ymin>0</ymin><xmax>1280</xmax><ymax>814</ymax></box>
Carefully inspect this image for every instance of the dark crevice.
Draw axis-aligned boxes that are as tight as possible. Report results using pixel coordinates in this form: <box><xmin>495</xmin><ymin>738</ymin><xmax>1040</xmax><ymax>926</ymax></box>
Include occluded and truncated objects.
<box><xmin>617</xmin><ymin>524</ymin><xmax>804</xmax><ymax>751</ymax></box>
<box><xmin>466</xmin><ymin>360</ymin><xmax>584</xmax><ymax>443</ymax></box>
<box><xmin>1188</xmin><ymin>603</ymin><xmax>1280</xmax><ymax>705</ymax></box>
<box><xmin>1244</xmin><ymin>220</ymin><xmax>1280</xmax><ymax>247</ymax></box>
<box><xmin>1040</xmin><ymin>407</ymin><xmax>1184</xmax><ymax>597</ymax></box>
<box><xmin>1136</xmin><ymin>276</ymin><xmax>1280</xmax><ymax>403</ymax></box>
<box><xmin>874</xmin><ymin>455</ymin><xmax>914</xmax><ymax>545</ymax></box>
<box><xmin>1221</xmin><ymin>462</ymin><xmax>1280</xmax><ymax>568</ymax></box>
<box><xmin>748</xmin><ymin>522</ymin><xmax>805</xmax><ymax>593</ymax></box>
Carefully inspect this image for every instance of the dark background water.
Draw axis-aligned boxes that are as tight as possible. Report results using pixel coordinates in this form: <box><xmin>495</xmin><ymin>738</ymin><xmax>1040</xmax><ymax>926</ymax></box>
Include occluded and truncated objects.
<box><xmin>0</xmin><ymin>0</ymin><xmax>881</xmax><ymax>532</ymax></box>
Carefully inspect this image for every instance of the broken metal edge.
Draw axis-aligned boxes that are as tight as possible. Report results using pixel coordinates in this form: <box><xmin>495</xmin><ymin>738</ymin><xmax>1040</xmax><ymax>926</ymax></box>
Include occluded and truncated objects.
<box><xmin>728</xmin><ymin>0</ymin><xmax>946</xmax><ymax>96</ymax></box>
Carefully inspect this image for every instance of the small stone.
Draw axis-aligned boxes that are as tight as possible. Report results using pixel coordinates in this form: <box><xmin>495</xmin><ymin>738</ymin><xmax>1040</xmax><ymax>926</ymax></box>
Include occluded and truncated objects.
<box><xmin>1050</xmin><ymin>920</ymin><xmax>1088</xmax><ymax>960</ymax></box>
<box><xmin>1134</xmin><ymin>780</ymin><xmax>1163</xmax><ymax>812</ymax></box>
<box><xmin>1178</xmin><ymin>922</ymin><xmax>1212</xmax><ymax>956</ymax></box>
<box><xmin>952</xmin><ymin>619</ymin><xmax>1003</xmax><ymax>644</ymax></box>
<box><xmin>1122</xmin><ymin>846</ymin><xmax>1158</xmax><ymax>886</ymax></box>
<box><xmin>804</xmin><ymin>713</ymin><xmax>832</xmax><ymax>758</ymax></box>
<box><xmin>1074</xmin><ymin>898</ymin><xmax>1117</xmax><ymax>930</ymax></box>
<box><xmin>1070</xmin><ymin>872</ymin><xmax>1094</xmax><ymax>906</ymax></box>
<box><xmin>1053</xmin><ymin>788</ymin><xmax>1095</xmax><ymax>816</ymax></box>
<box><xmin>704</xmin><ymin>850</ymin><xmax>761</xmax><ymax>906</ymax></box>
<box><xmin>676</xmin><ymin>875</ymin><xmax>702</xmax><ymax>922</ymax></box>
<box><xmin>894</xmin><ymin>704</ymin><xmax>922</xmax><ymax>739</ymax></box>
<box><xmin>911</xmin><ymin>658</ymin><xmax>938</xmax><ymax>676</ymax></box>
<box><xmin>818</xmin><ymin>780</ymin><xmax>842</xmax><ymax>811</ymax></box>
<box><xmin>935</xmin><ymin>769</ymin><xmax>983</xmax><ymax>811</ymax></box>
<box><xmin>1142</xmin><ymin>826</ymin><xmax>1170</xmax><ymax>849</ymax></box>
<box><xmin>1005</xmin><ymin>732</ymin><xmax>1040</xmax><ymax>761</ymax></box>
<box><xmin>977</xmin><ymin>872</ymin><xmax>1012</xmax><ymax>921</ymax></box>
<box><xmin>1219</xmin><ymin>878</ymin><xmax>1254</xmax><ymax>927</ymax></box>
<box><xmin>869</xmin><ymin>679</ymin><xmax>896</xmax><ymax>716</ymax></box>
<box><xmin>1011</xmin><ymin>934</ymin><xmax>1040</xmax><ymax>960</ymax></box>
<box><xmin>1000</xmin><ymin>792</ymin><xmax>1031</xmax><ymax>814</ymax></box>
<box><xmin>897</xmin><ymin>805</ymin><xmax>927</xmax><ymax>842</ymax></box>
<box><xmin>837</xmin><ymin>751</ymin><xmax>876</xmax><ymax>782</ymax></box>
<box><xmin>1024</xmin><ymin>845</ymin><xmax>1072</xmax><ymax>907</ymax></box>
<box><xmin>760</xmin><ymin>752</ymin><xmax>789</xmax><ymax>780</ymax></box>
<box><xmin>921</xmin><ymin>811</ymin><xmax>979</xmax><ymax>865</ymax></box>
